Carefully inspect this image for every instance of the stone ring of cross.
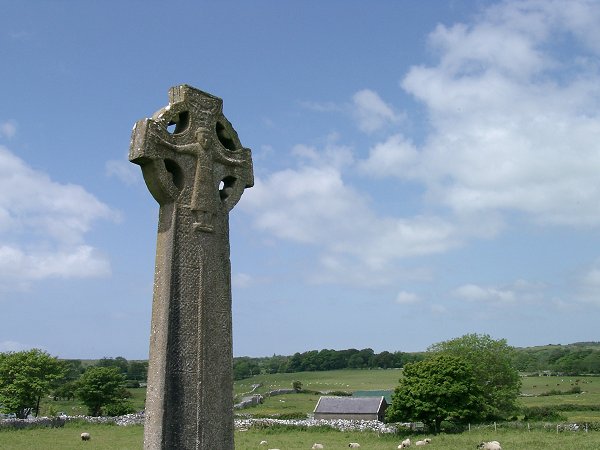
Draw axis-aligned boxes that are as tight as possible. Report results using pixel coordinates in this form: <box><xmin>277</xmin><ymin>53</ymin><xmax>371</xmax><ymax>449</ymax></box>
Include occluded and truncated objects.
<box><xmin>130</xmin><ymin>85</ymin><xmax>253</xmax><ymax>232</ymax></box>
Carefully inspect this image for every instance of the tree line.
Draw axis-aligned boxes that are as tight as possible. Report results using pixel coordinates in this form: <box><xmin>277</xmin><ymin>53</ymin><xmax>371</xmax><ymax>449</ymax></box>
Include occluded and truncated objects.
<box><xmin>233</xmin><ymin>342</ymin><xmax>600</xmax><ymax>380</ymax></box>
<box><xmin>233</xmin><ymin>348</ymin><xmax>425</xmax><ymax>380</ymax></box>
<box><xmin>511</xmin><ymin>342</ymin><xmax>600</xmax><ymax>375</ymax></box>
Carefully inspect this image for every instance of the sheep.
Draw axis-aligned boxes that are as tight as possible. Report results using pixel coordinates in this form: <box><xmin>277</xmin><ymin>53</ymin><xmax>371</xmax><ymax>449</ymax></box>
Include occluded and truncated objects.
<box><xmin>260</xmin><ymin>441</ymin><xmax>268</xmax><ymax>446</ymax></box>
<box><xmin>80</xmin><ymin>432</ymin><xmax>91</xmax><ymax>441</ymax></box>
<box><xmin>477</xmin><ymin>441</ymin><xmax>501</xmax><ymax>450</ymax></box>
<box><xmin>398</xmin><ymin>437</ymin><xmax>411</xmax><ymax>448</ymax></box>
<box><xmin>415</xmin><ymin>438</ymin><xmax>431</xmax><ymax>446</ymax></box>
<box><xmin>348</xmin><ymin>444</ymin><xmax>361</xmax><ymax>448</ymax></box>
<box><xmin>312</xmin><ymin>444</ymin><xmax>324</xmax><ymax>449</ymax></box>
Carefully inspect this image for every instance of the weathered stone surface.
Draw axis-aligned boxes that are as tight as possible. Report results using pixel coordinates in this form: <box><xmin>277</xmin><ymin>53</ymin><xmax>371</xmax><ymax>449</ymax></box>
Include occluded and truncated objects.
<box><xmin>129</xmin><ymin>85</ymin><xmax>253</xmax><ymax>449</ymax></box>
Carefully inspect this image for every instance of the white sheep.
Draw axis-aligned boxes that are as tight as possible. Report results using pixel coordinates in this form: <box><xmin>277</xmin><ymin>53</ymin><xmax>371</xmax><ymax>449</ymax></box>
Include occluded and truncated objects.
<box><xmin>312</xmin><ymin>444</ymin><xmax>324</xmax><ymax>449</ymax></box>
<box><xmin>80</xmin><ymin>432</ymin><xmax>91</xmax><ymax>441</ymax></box>
<box><xmin>348</xmin><ymin>444</ymin><xmax>361</xmax><ymax>448</ymax></box>
<box><xmin>477</xmin><ymin>441</ymin><xmax>501</xmax><ymax>450</ymax></box>
<box><xmin>398</xmin><ymin>437</ymin><xmax>411</xmax><ymax>448</ymax></box>
<box><xmin>260</xmin><ymin>441</ymin><xmax>268</xmax><ymax>446</ymax></box>
<box><xmin>415</xmin><ymin>438</ymin><xmax>431</xmax><ymax>446</ymax></box>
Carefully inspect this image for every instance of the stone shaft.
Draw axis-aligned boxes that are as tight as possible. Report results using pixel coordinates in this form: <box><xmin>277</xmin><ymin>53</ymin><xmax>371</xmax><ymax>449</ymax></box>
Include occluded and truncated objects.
<box><xmin>129</xmin><ymin>85</ymin><xmax>253</xmax><ymax>450</ymax></box>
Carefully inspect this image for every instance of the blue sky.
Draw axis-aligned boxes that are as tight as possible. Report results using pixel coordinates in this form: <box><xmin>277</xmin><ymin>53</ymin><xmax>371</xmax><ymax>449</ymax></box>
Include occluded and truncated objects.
<box><xmin>2</xmin><ymin>0</ymin><xmax>600</xmax><ymax>359</ymax></box>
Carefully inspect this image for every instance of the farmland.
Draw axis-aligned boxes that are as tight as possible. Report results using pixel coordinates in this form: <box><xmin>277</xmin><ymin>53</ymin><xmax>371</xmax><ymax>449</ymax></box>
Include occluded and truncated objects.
<box><xmin>2</xmin><ymin>371</ymin><xmax>600</xmax><ymax>449</ymax></box>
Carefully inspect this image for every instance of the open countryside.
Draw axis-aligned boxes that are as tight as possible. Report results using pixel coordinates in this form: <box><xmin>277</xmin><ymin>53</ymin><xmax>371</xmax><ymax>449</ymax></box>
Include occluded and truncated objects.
<box><xmin>2</xmin><ymin>372</ymin><xmax>600</xmax><ymax>449</ymax></box>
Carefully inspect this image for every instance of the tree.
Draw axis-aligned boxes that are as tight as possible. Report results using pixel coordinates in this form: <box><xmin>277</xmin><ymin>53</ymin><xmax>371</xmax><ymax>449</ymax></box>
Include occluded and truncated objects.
<box><xmin>0</xmin><ymin>349</ymin><xmax>66</xmax><ymax>418</ymax></box>
<box><xmin>386</xmin><ymin>354</ymin><xmax>485</xmax><ymax>432</ymax></box>
<box><xmin>127</xmin><ymin>361</ymin><xmax>148</xmax><ymax>382</ymax></box>
<box><xmin>97</xmin><ymin>356</ymin><xmax>129</xmax><ymax>375</ymax></box>
<box><xmin>76</xmin><ymin>366</ymin><xmax>130</xmax><ymax>416</ymax></box>
<box><xmin>233</xmin><ymin>358</ymin><xmax>260</xmax><ymax>380</ymax></box>
<box><xmin>428</xmin><ymin>334</ymin><xmax>521</xmax><ymax>420</ymax></box>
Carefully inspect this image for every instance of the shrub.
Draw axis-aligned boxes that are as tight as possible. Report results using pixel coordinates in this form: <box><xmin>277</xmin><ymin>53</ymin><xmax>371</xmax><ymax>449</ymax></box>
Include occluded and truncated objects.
<box><xmin>327</xmin><ymin>391</ymin><xmax>352</xmax><ymax>396</ymax></box>
<box><xmin>103</xmin><ymin>400</ymin><xmax>135</xmax><ymax>417</ymax></box>
<box><xmin>522</xmin><ymin>406</ymin><xmax>568</xmax><ymax>421</ymax></box>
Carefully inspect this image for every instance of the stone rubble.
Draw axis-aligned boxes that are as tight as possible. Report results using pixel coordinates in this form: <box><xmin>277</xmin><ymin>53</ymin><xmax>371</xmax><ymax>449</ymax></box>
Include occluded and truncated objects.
<box><xmin>1</xmin><ymin>413</ymin><xmax>398</xmax><ymax>433</ymax></box>
<box><xmin>234</xmin><ymin>417</ymin><xmax>399</xmax><ymax>433</ymax></box>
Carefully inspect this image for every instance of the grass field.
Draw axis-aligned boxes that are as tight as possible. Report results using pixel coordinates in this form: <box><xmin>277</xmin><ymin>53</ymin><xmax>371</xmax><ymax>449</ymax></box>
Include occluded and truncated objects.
<box><xmin>2</xmin><ymin>423</ymin><xmax>600</xmax><ymax>449</ymax></box>
<box><xmin>237</xmin><ymin>371</ymin><xmax>600</xmax><ymax>422</ymax></box>
<box><xmin>235</xmin><ymin>369</ymin><xmax>403</xmax><ymax>398</ymax></box>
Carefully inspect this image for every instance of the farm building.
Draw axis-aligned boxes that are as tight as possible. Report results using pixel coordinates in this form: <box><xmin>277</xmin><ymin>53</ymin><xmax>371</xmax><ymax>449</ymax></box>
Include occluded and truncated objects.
<box><xmin>313</xmin><ymin>396</ymin><xmax>388</xmax><ymax>421</ymax></box>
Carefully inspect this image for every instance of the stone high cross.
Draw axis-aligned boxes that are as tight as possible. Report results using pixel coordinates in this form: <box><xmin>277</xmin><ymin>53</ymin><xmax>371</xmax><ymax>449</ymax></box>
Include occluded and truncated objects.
<box><xmin>129</xmin><ymin>85</ymin><xmax>253</xmax><ymax>449</ymax></box>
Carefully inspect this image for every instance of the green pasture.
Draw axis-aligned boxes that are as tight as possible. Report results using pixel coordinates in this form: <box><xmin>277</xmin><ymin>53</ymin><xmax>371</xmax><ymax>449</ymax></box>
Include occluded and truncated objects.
<box><xmin>38</xmin><ymin>388</ymin><xmax>147</xmax><ymax>417</ymax></box>
<box><xmin>235</xmin><ymin>371</ymin><xmax>600</xmax><ymax>422</ymax></box>
<box><xmin>0</xmin><ymin>423</ymin><xmax>143</xmax><ymax>450</ymax></box>
<box><xmin>235</xmin><ymin>369</ymin><xmax>402</xmax><ymax>398</ymax></box>
<box><xmin>2</xmin><ymin>424</ymin><xmax>600</xmax><ymax>449</ymax></box>
<box><xmin>520</xmin><ymin>375</ymin><xmax>600</xmax><ymax>406</ymax></box>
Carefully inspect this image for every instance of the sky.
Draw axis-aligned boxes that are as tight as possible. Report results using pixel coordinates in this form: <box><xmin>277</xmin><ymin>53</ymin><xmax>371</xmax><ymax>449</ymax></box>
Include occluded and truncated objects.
<box><xmin>1</xmin><ymin>0</ymin><xmax>600</xmax><ymax>359</ymax></box>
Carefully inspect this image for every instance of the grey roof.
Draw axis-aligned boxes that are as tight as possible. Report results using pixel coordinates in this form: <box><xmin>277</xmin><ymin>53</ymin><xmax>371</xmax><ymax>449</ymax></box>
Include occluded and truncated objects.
<box><xmin>313</xmin><ymin>396</ymin><xmax>386</xmax><ymax>414</ymax></box>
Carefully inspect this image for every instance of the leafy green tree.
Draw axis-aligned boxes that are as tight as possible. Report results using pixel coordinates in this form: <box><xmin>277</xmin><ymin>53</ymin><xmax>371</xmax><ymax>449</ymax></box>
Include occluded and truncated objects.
<box><xmin>62</xmin><ymin>359</ymin><xmax>84</xmax><ymax>380</ymax></box>
<box><xmin>52</xmin><ymin>380</ymin><xmax>77</xmax><ymax>401</ymax></box>
<box><xmin>127</xmin><ymin>361</ymin><xmax>148</xmax><ymax>382</ymax></box>
<box><xmin>386</xmin><ymin>354</ymin><xmax>485</xmax><ymax>432</ymax></box>
<box><xmin>0</xmin><ymin>349</ymin><xmax>66</xmax><ymax>418</ymax></box>
<box><xmin>428</xmin><ymin>333</ymin><xmax>521</xmax><ymax>420</ymax></box>
<box><xmin>76</xmin><ymin>366</ymin><xmax>130</xmax><ymax>416</ymax></box>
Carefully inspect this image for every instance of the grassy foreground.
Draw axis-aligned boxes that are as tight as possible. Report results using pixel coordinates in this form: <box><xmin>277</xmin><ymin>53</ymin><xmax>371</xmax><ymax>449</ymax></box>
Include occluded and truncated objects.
<box><xmin>1</xmin><ymin>424</ymin><xmax>600</xmax><ymax>449</ymax></box>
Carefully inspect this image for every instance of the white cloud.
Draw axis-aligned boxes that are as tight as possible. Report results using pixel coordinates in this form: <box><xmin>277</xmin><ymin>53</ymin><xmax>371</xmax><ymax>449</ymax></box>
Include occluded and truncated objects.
<box><xmin>105</xmin><ymin>158</ymin><xmax>140</xmax><ymax>185</ymax></box>
<box><xmin>359</xmin><ymin>134</ymin><xmax>419</xmax><ymax>178</ymax></box>
<box><xmin>241</xmin><ymin>148</ymin><xmax>458</xmax><ymax>285</ymax></box>
<box><xmin>358</xmin><ymin>0</ymin><xmax>600</xmax><ymax>228</ymax></box>
<box><xmin>352</xmin><ymin>89</ymin><xmax>402</xmax><ymax>133</ymax></box>
<box><xmin>301</xmin><ymin>89</ymin><xmax>402</xmax><ymax>134</ymax></box>
<box><xmin>0</xmin><ymin>244</ymin><xmax>110</xmax><ymax>280</ymax></box>
<box><xmin>573</xmin><ymin>261</ymin><xmax>600</xmax><ymax>306</ymax></box>
<box><xmin>395</xmin><ymin>291</ymin><xmax>421</xmax><ymax>305</ymax></box>
<box><xmin>233</xmin><ymin>273</ymin><xmax>254</xmax><ymax>288</ymax></box>
<box><xmin>0</xmin><ymin>146</ymin><xmax>116</xmax><ymax>285</ymax></box>
<box><xmin>453</xmin><ymin>284</ymin><xmax>516</xmax><ymax>304</ymax></box>
<box><xmin>291</xmin><ymin>139</ymin><xmax>354</xmax><ymax>169</ymax></box>
<box><xmin>453</xmin><ymin>279</ymin><xmax>545</xmax><ymax>306</ymax></box>
<box><xmin>0</xmin><ymin>120</ymin><xmax>17</xmax><ymax>139</ymax></box>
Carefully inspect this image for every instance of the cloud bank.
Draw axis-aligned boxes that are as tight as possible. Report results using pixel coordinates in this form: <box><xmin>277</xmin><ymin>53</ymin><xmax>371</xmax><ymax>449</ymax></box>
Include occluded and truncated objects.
<box><xmin>0</xmin><ymin>146</ymin><xmax>116</xmax><ymax>287</ymax></box>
